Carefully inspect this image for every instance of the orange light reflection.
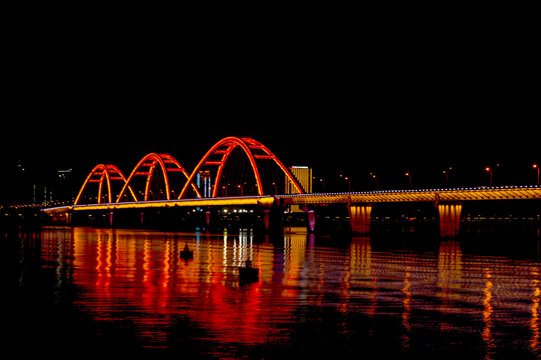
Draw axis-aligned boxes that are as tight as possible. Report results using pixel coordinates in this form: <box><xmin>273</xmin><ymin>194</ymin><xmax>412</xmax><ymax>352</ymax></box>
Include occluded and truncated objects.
<box><xmin>531</xmin><ymin>270</ymin><xmax>540</xmax><ymax>353</ymax></box>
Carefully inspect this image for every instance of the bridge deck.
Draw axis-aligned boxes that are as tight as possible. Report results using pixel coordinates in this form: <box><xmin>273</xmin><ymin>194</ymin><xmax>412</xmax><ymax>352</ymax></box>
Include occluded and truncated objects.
<box><xmin>42</xmin><ymin>185</ymin><xmax>541</xmax><ymax>215</ymax></box>
<box><xmin>280</xmin><ymin>185</ymin><xmax>541</xmax><ymax>205</ymax></box>
<box><xmin>43</xmin><ymin>196</ymin><xmax>275</xmax><ymax>214</ymax></box>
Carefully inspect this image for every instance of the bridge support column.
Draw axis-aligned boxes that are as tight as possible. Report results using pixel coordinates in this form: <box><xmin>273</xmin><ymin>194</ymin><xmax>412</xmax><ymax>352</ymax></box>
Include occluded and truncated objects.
<box><xmin>109</xmin><ymin>210</ymin><xmax>114</xmax><ymax>228</ymax></box>
<box><xmin>205</xmin><ymin>210</ymin><xmax>211</xmax><ymax>228</ymax></box>
<box><xmin>437</xmin><ymin>202</ymin><xmax>462</xmax><ymax>237</ymax></box>
<box><xmin>263</xmin><ymin>209</ymin><xmax>271</xmax><ymax>231</ymax></box>
<box><xmin>300</xmin><ymin>207</ymin><xmax>317</xmax><ymax>233</ymax></box>
<box><xmin>348</xmin><ymin>204</ymin><xmax>372</xmax><ymax>234</ymax></box>
<box><xmin>307</xmin><ymin>209</ymin><xmax>316</xmax><ymax>232</ymax></box>
<box><xmin>262</xmin><ymin>207</ymin><xmax>283</xmax><ymax>233</ymax></box>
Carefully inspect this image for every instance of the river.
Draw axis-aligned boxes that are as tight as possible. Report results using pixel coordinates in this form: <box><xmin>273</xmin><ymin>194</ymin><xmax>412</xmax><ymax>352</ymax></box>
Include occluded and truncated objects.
<box><xmin>6</xmin><ymin>226</ymin><xmax>541</xmax><ymax>358</ymax></box>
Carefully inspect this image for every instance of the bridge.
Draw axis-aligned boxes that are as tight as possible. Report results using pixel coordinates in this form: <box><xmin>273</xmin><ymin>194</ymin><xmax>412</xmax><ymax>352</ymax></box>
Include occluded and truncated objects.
<box><xmin>42</xmin><ymin>136</ymin><xmax>541</xmax><ymax>236</ymax></box>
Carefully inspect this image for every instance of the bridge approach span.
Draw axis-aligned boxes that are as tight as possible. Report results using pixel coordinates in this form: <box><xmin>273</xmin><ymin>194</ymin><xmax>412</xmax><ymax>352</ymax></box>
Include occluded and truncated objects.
<box><xmin>279</xmin><ymin>186</ymin><xmax>541</xmax><ymax>205</ymax></box>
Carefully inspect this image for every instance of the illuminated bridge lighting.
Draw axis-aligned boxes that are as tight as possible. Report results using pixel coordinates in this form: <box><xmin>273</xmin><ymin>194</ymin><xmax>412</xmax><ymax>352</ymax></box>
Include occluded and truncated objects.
<box><xmin>68</xmin><ymin>136</ymin><xmax>303</xmax><ymax>208</ymax></box>
<box><xmin>43</xmin><ymin>196</ymin><xmax>276</xmax><ymax>214</ymax></box>
<box><xmin>280</xmin><ymin>185</ymin><xmax>541</xmax><ymax>205</ymax></box>
<box><xmin>42</xmin><ymin>185</ymin><xmax>541</xmax><ymax>214</ymax></box>
<box><xmin>40</xmin><ymin>136</ymin><xmax>541</xmax><ymax>215</ymax></box>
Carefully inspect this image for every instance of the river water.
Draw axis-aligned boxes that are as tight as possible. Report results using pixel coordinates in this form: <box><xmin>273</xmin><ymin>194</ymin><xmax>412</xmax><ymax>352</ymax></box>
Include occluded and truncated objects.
<box><xmin>7</xmin><ymin>226</ymin><xmax>541</xmax><ymax>358</ymax></box>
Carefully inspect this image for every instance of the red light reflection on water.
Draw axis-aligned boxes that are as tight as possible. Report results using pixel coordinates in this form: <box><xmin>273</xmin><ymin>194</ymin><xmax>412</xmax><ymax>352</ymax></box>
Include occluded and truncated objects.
<box><xmin>38</xmin><ymin>227</ymin><xmax>541</xmax><ymax>356</ymax></box>
<box><xmin>69</xmin><ymin>229</ymin><xmax>298</xmax><ymax>347</ymax></box>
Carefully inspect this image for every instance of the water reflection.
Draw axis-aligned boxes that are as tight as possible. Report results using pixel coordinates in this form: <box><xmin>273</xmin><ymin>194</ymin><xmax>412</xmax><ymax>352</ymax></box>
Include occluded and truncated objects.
<box><xmin>532</xmin><ymin>270</ymin><xmax>540</xmax><ymax>353</ymax></box>
<box><xmin>483</xmin><ymin>268</ymin><xmax>495</xmax><ymax>359</ymax></box>
<box><xmin>401</xmin><ymin>267</ymin><xmax>411</xmax><ymax>349</ymax></box>
<box><xmin>24</xmin><ymin>228</ymin><xmax>541</xmax><ymax>356</ymax></box>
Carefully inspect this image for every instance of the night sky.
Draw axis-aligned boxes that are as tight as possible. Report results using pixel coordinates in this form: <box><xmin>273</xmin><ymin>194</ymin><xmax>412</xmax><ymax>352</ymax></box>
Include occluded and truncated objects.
<box><xmin>2</xmin><ymin>15</ymin><xmax>539</xmax><ymax>201</ymax></box>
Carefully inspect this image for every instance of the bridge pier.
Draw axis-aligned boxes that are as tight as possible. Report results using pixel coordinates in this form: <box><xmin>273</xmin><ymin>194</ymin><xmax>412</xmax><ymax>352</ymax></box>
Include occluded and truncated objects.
<box><xmin>263</xmin><ymin>207</ymin><xmax>284</xmax><ymax>233</ymax></box>
<box><xmin>263</xmin><ymin>209</ymin><xmax>270</xmax><ymax>230</ymax></box>
<box><xmin>299</xmin><ymin>207</ymin><xmax>317</xmax><ymax>233</ymax></box>
<box><xmin>437</xmin><ymin>202</ymin><xmax>462</xmax><ymax>237</ymax></box>
<box><xmin>202</xmin><ymin>208</ymin><xmax>221</xmax><ymax>231</ymax></box>
<box><xmin>348</xmin><ymin>204</ymin><xmax>372</xmax><ymax>234</ymax></box>
<box><xmin>307</xmin><ymin>209</ymin><xmax>316</xmax><ymax>232</ymax></box>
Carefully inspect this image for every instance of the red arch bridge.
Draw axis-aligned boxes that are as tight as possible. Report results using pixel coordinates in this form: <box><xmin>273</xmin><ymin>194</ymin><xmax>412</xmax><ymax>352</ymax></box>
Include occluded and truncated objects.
<box><xmin>42</xmin><ymin>136</ymin><xmax>541</xmax><ymax>236</ymax></box>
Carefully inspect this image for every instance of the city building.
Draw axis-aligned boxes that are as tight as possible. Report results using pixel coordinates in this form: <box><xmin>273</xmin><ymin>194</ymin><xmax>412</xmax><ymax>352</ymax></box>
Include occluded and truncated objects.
<box><xmin>286</xmin><ymin>166</ymin><xmax>312</xmax><ymax>212</ymax></box>
<box><xmin>197</xmin><ymin>170</ymin><xmax>212</xmax><ymax>198</ymax></box>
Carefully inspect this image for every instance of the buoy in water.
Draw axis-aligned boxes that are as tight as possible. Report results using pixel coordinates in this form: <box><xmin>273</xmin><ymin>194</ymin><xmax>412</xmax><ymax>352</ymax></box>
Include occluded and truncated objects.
<box><xmin>181</xmin><ymin>243</ymin><xmax>193</xmax><ymax>260</ymax></box>
<box><xmin>238</xmin><ymin>260</ymin><xmax>259</xmax><ymax>282</ymax></box>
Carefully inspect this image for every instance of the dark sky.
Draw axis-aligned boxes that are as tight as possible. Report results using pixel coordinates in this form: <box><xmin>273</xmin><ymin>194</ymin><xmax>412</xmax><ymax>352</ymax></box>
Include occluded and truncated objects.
<box><xmin>3</xmin><ymin>14</ymin><xmax>539</xmax><ymax>197</ymax></box>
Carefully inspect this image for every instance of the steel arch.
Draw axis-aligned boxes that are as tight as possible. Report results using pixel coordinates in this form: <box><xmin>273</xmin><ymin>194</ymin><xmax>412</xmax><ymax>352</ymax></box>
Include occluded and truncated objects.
<box><xmin>74</xmin><ymin>164</ymin><xmax>134</xmax><ymax>205</ymax></box>
<box><xmin>117</xmin><ymin>153</ymin><xmax>201</xmax><ymax>202</ymax></box>
<box><xmin>178</xmin><ymin>136</ymin><xmax>304</xmax><ymax>199</ymax></box>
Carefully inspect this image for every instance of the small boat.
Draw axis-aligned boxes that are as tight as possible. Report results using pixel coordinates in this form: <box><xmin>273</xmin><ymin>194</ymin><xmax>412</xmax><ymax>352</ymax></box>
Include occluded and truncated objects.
<box><xmin>238</xmin><ymin>260</ymin><xmax>259</xmax><ymax>282</ymax></box>
<box><xmin>180</xmin><ymin>243</ymin><xmax>193</xmax><ymax>260</ymax></box>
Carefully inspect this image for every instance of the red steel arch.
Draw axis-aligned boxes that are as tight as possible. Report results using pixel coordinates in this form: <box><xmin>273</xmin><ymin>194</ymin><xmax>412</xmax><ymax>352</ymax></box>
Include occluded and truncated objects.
<box><xmin>74</xmin><ymin>164</ymin><xmax>134</xmax><ymax>205</ymax></box>
<box><xmin>117</xmin><ymin>153</ymin><xmax>201</xmax><ymax>202</ymax></box>
<box><xmin>178</xmin><ymin>136</ymin><xmax>304</xmax><ymax>199</ymax></box>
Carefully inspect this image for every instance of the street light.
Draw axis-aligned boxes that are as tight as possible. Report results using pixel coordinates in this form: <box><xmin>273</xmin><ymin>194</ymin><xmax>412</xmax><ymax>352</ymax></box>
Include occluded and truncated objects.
<box><xmin>344</xmin><ymin>176</ymin><xmax>351</xmax><ymax>192</ymax></box>
<box><xmin>405</xmin><ymin>172</ymin><xmax>411</xmax><ymax>189</ymax></box>
<box><xmin>485</xmin><ymin>166</ymin><xmax>493</xmax><ymax>186</ymax></box>
<box><xmin>339</xmin><ymin>174</ymin><xmax>351</xmax><ymax>192</ymax></box>
<box><xmin>533</xmin><ymin>164</ymin><xmax>540</xmax><ymax>185</ymax></box>
<box><xmin>442</xmin><ymin>167</ymin><xmax>453</xmax><ymax>186</ymax></box>
<box><xmin>369</xmin><ymin>172</ymin><xmax>379</xmax><ymax>189</ymax></box>
<box><xmin>313</xmin><ymin>176</ymin><xmax>326</xmax><ymax>192</ymax></box>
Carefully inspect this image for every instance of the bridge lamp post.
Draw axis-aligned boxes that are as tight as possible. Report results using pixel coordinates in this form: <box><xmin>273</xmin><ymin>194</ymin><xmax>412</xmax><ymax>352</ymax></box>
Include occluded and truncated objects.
<box><xmin>339</xmin><ymin>174</ymin><xmax>351</xmax><ymax>192</ymax></box>
<box><xmin>442</xmin><ymin>167</ymin><xmax>453</xmax><ymax>186</ymax></box>
<box><xmin>320</xmin><ymin>178</ymin><xmax>326</xmax><ymax>192</ymax></box>
<box><xmin>485</xmin><ymin>167</ymin><xmax>493</xmax><ymax>186</ymax></box>
<box><xmin>405</xmin><ymin>172</ymin><xmax>412</xmax><ymax>189</ymax></box>
<box><xmin>314</xmin><ymin>177</ymin><xmax>326</xmax><ymax>192</ymax></box>
<box><xmin>533</xmin><ymin>164</ymin><xmax>539</xmax><ymax>185</ymax></box>
<box><xmin>369</xmin><ymin>173</ymin><xmax>378</xmax><ymax>189</ymax></box>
